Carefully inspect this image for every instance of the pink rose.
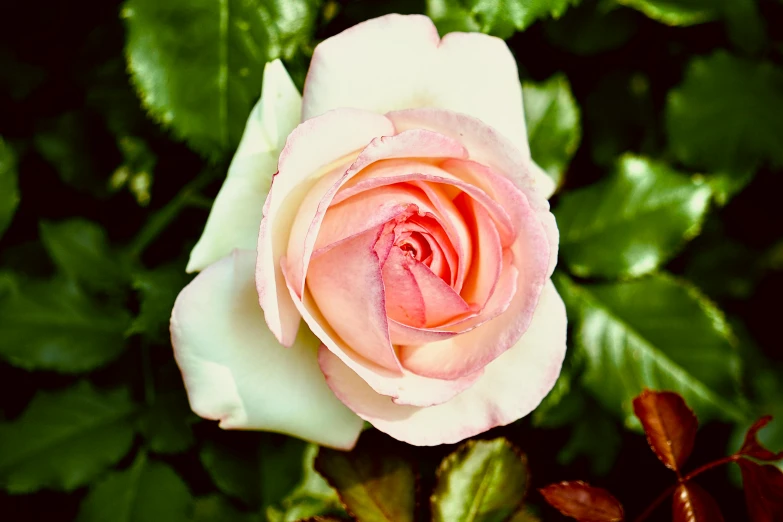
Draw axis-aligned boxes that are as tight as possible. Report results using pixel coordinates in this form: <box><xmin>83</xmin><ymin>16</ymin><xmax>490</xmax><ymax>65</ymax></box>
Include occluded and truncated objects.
<box><xmin>171</xmin><ymin>14</ymin><xmax>566</xmax><ymax>448</ymax></box>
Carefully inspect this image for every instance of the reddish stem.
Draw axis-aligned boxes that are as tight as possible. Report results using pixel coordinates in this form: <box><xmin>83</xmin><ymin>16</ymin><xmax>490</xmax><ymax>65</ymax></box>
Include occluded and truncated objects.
<box><xmin>632</xmin><ymin>454</ymin><xmax>742</xmax><ymax>522</ymax></box>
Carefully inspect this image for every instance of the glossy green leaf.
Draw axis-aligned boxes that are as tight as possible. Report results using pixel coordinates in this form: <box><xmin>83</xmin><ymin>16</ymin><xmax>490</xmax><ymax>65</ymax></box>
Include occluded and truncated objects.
<box><xmin>123</xmin><ymin>0</ymin><xmax>319</xmax><ymax>158</ymax></box>
<box><xmin>77</xmin><ymin>453</ymin><xmax>193</xmax><ymax>522</ymax></box>
<box><xmin>555</xmin><ymin>272</ymin><xmax>746</xmax><ymax>427</ymax></box>
<box><xmin>431</xmin><ymin>438</ymin><xmax>528</xmax><ymax>522</ymax></box>
<box><xmin>0</xmin><ymin>382</ymin><xmax>136</xmax><ymax>493</ymax></box>
<box><xmin>0</xmin><ymin>277</ymin><xmax>131</xmax><ymax>372</ymax></box>
<box><xmin>200</xmin><ymin>435</ymin><xmax>306</xmax><ymax>509</ymax></box>
<box><xmin>523</xmin><ymin>74</ymin><xmax>581</xmax><ymax>189</ymax></box>
<box><xmin>193</xmin><ymin>494</ymin><xmax>261</xmax><ymax>522</ymax></box>
<box><xmin>427</xmin><ymin>0</ymin><xmax>581</xmax><ymax>38</ymax></box>
<box><xmin>268</xmin><ymin>444</ymin><xmax>346</xmax><ymax>522</ymax></box>
<box><xmin>555</xmin><ymin>155</ymin><xmax>712</xmax><ymax>278</ymax></box>
<box><xmin>138</xmin><ymin>390</ymin><xmax>197</xmax><ymax>454</ymax></box>
<box><xmin>40</xmin><ymin>219</ymin><xmax>130</xmax><ymax>292</ymax></box>
<box><xmin>0</xmin><ymin>138</ymin><xmax>20</xmax><ymax>239</ymax></box>
<box><xmin>667</xmin><ymin>52</ymin><xmax>783</xmax><ymax>172</ymax></box>
<box><xmin>316</xmin><ymin>434</ymin><xmax>416</xmax><ymax>522</ymax></box>
<box><xmin>128</xmin><ymin>265</ymin><xmax>190</xmax><ymax>340</ymax></box>
<box><xmin>616</xmin><ymin>0</ymin><xmax>718</xmax><ymax>25</ymax></box>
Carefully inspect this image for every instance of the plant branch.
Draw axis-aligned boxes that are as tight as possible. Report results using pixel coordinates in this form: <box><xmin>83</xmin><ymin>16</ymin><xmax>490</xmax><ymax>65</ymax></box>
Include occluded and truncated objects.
<box><xmin>128</xmin><ymin>166</ymin><xmax>218</xmax><ymax>258</ymax></box>
<box><xmin>633</xmin><ymin>454</ymin><xmax>743</xmax><ymax>521</ymax></box>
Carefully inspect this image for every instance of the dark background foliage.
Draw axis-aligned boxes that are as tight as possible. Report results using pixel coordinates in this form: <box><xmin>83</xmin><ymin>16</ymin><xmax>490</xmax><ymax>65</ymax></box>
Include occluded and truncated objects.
<box><xmin>1</xmin><ymin>0</ymin><xmax>782</xmax><ymax>520</ymax></box>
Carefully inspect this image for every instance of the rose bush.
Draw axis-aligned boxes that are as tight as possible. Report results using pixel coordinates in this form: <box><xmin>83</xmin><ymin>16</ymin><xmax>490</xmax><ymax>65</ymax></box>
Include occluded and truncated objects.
<box><xmin>171</xmin><ymin>14</ymin><xmax>567</xmax><ymax>448</ymax></box>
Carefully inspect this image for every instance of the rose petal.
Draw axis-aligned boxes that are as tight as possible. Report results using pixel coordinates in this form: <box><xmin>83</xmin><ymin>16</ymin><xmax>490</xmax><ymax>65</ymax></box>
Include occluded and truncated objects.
<box><xmin>305</xmin><ymin>226</ymin><xmax>401</xmax><ymax>372</ymax></box>
<box><xmin>287</xmin><ymin>129</ymin><xmax>468</xmax><ymax>300</ymax></box>
<box><xmin>171</xmin><ymin>249</ymin><xmax>363</xmax><ymax>449</ymax></box>
<box><xmin>188</xmin><ymin>60</ymin><xmax>300</xmax><ymax>272</ymax></box>
<box><xmin>302</xmin><ymin>14</ymin><xmax>530</xmax><ymax>155</ymax></box>
<box><xmin>286</xmin><ymin>272</ymin><xmax>483</xmax><ymax>407</ymax></box>
<box><xmin>256</xmin><ymin>109</ymin><xmax>395</xmax><ymax>346</ymax></box>
<box><xmin>319</xmin><ymin>280</ymin><xmax>567</xmax><ymax>446</ymax></box>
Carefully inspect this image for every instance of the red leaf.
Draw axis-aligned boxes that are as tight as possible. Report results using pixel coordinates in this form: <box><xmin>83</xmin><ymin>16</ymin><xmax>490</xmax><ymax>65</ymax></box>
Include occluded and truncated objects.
<box><xmin>672</xmin><ymin>482</ymin><xmax>725</xmax><ymax>522</ymax></box>
<box><xmin>738</xmin><ymin>460</ymin><xmax>783</xmax><ymax>522</ymax></box>
<box><xmin>738</xmin><ymin>416</ymin><xmax>783</xmax><ymax>462</ymax></box>
<box><xmin>539</xmin><ymin>481</ymin><xmax>624</xmax><ymax>522</ymax></box>
<box><xmin>632</xmin><ymin>390</ymin><xmax>698</xmax><ymax>473</ymax></box>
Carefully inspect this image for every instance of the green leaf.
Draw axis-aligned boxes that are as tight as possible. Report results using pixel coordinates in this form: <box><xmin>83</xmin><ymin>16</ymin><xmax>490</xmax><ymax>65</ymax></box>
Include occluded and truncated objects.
<box><xmin>315</xmin><ymin>434</ymin><xmax>416</xmax><ymax>522</ymax></box>
<box><xmin>77</xmin><ymin>452</ymin><xmax>193</xmax><ymax>522</ymax></box>
<box><xmin>193</xmin><ymin>494</ymin><xmax>261</xmax><ymax>522</ymax></box>
<box><xmin>616</xmin><ymin>0</ymin><xmax>719</xmax><ymax>25</ymax></box>
<box><xmin>138</xmin><ymin>390</ymin><xmax>197</xmax><ymax>454</ymax></box>
<box><xmin>0</xmin><ymin>277</ymin><xmax>131</xmax><ymax>372</ymax></box>
<box><xmin>557</xmin><ymin>408</ymin><xmax>621</xmax><ymax>476</ymax></box>
<box><xmin>0</xmin><ymin>138</ymin><xmax>20</xmax><ymax>239</ymax></box>
<box><xmin>616</xmin><ymin>0</ymin><xmax>766</xmax><ymax>52</ymax></box>
<box><xmin>522</xmin><ymin>73</ymin><xmax>581</xmax><ymax>189</ymax></box>
<box><xmin>427</xmin><ymin>0</ymin><xmax>581</xmax><ymax>38</ymax></box>
<box><xmin>555</xmin><ymin>155</ymin><xmax>711</xmax><ymax>279</ymax></box>
<box><xmin>123</xmin><ymin>0</ymin><xmax>319</xmax><ymax>158</ymax></box>
<box><xmin>200</xmin><ymin>434</ymin><xmax>306</xmax><ymax>509</ymax></box>
<box><xmin>267</xmin><ymin>444</ymin><xmax>346</xmax><ymax>522</ymax></box>
<box><xmin>431</xmin><ymin>438</ymin><xmax>528</xmax><ymax>522</ymax></box>
<box><xmin>40</xmin><ymin>219</ymin><xmax>130</xmax><ymax>292</ymax></box>
<box><xmin>543</xmin><ymin>0</ymin><xmax>639</xmax><ymax>56</ymax></box>
<box><xmin>667</xmin><ymin>52</ymin><xmax>783</xmax><ymax>172</ymax></box>
<box><xmin>128</xmin><ymin>265</ymin><xmax>190</xmax><ymax>340</ymax></box>
<box><xmin>555</xmin><ymin>272</ymin><xmax>746</xmax><ymax>427</ymax></box>
<box><xmin>682</xmin><ymin>217</ymin><xmax>763</xmax><ymax>301</ymax></box>
<box><xmin>34</xmin><ymin>112</ymin><xmax>105</xmax><ymax>194</ymax></box>
<box><xmin>0</xmin><ymin>382</ymin><xmax>136</xmax><ymax>493</ymax></box>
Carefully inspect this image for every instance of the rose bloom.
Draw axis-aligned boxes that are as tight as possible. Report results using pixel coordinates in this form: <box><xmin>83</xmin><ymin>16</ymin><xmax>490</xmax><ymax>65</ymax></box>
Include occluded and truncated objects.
<box><xmin>171</xmin><ymin>14</ymin><xmax>566</xmax><ymax>448</ymax></box>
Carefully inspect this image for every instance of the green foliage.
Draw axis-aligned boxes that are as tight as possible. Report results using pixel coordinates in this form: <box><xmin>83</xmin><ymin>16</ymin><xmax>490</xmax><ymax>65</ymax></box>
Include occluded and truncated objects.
<box><xmin>193</xmin><ymin>494</ymin><xmax>261</xmax><ymax>522</ymax></box>
<box><xmin>427</xmin><ymin>0</ymin><xmax>581</xmax><ymax>38</ymax></box>
<box><xmin>0</xmin><ymin>277</ymin><xmax>131</xmax><ymax>372</ymax></box>
<box><xmin>0</xmin><ymin>138</ymin><xmax>19</xmax><ymax>239</ymax></box>
<box><xmin>617</xmin><ymin>0</ymin><xmax>766</xmax><ymax>52</ymax></box>
<box><xmin>523</xmin><ymin>74</ymin><xmax>581</xmax><ymax>189</ymax></box>
<box><xmin>555</xmin><ymin>272</ymin><xmax>745</xmax><ymax>427</ymax></box>
<box><xmin>122</xmin><ymin>0</ymin><xmax>321</xmax><ymax>158</ymax></box>
<box><xmin>2</xmin><ymin>0</ymin><xmax>782</xmax><ymax>519</ymax></box>
<box><xmin>555</xmin><ymin>155</ymin><xmax>712</xmax><ymax>278</ymax></box>
<box><xmin>616</xmin><ymin>0</ymin><xmax>721</xmax><ymax>25</ymax></box>
<box><xmin>39</xmin><ymin>219</ymin><xmax>130</xmax><ymax>292</ymax></box>
<box><xmin>316</xmin><ymin>438</ymin><xmax>416</xmax><ymax>522</ymax></box>
<box><xmin>266</xmin><ymin>444</ymin><xmax>346</xmax><ymax>522</ymax></box>
<box><xmin>543</xmin><ymin>0</ymin><xmax>639</xmax><ymax>56</ymax></box>
<box><xmin>200</xmin><ymin>435</ymin><xmax>306</xmax><ymax>510</ymax></box>
<box><xmin>137</xmin><ymin>391</ymin><xmax>197</xmax><ymax>454</ymax></box>
<box><xmin>128</xmin><ymin>265</ymin><xmax>190</xmax><ymax>340</ymax></box>
<box><xmin>0</xmin><ymin>382</ymin><xmax>136</xmax><ymax>493</ymax></box>
<box><xmin>77</xmin><ymin>452</ymin><xmax>193</xmax><ymax>522</ymax></box>
<box><xmin>431</xmin><ymin>438</ymin><xmax>529</xmax><ymax>522</ymax></box>
<box><xmin>33</xmin><ymin>112</ymin><xmax>106</xmax><ymax>194</ymax></box>
<box><xmin>667</xmin><ymin>52</ymin><xmax>783</xmax><ymax>172</ymax></box>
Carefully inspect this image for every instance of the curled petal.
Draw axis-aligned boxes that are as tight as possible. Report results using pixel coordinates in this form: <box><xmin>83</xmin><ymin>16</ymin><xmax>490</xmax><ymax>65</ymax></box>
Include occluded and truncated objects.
<box><xmin>256</xmin><ymin>109</ymin><xmax>395</xmax><ymax>346</ymax></box>
<box><xmin>320</xmin><ymin>280</ymin><xmax>568</xmax><ymax>446</ymax></box>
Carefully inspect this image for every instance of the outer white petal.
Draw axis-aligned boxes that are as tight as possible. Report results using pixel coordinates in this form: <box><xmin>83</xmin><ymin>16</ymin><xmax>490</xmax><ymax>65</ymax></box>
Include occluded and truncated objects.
<box><xmin>171</xmin><ymin>249</ymin><xmax>363</xmax><ymax>450</ymax></box>
<box><xmin>301</xmin><ymin>13</ymin><xmax>556</xmax><ymax>197</ymax></box>
<box><xmin>187</xmin><ymin>60</ymin><xmax>302</xmax><ymax>272</ymax></box>
<box><xmin>319</xmin><ymin>280</ymin><xmax>567</xmax><ymax>446</ymax></box>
